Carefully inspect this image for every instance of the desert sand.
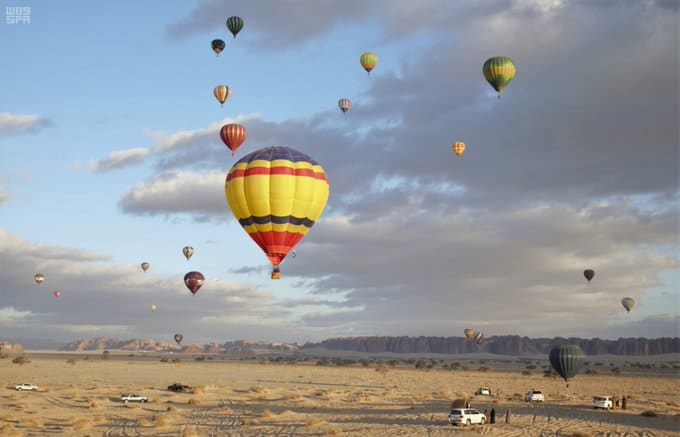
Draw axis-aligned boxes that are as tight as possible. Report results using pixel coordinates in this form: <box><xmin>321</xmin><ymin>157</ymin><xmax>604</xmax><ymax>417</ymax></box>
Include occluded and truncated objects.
<box><xmin>0</xmin><ymin>353</ymin><xmax>678</xmax><ymax>436</ymax></box>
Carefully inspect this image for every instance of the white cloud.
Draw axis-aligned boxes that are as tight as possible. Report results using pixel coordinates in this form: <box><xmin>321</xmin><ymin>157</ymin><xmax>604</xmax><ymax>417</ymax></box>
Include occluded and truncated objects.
<box><xmin>0</xmin><ymin>112</ymin><xmax>51</xmax><ymax>135</ymax></box>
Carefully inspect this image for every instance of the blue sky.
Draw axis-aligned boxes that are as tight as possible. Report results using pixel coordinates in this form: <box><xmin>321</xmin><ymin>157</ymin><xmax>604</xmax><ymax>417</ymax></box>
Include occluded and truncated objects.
<box><xmin>0</xmin><ymin>0</ymin><xmax>678</xmax><ymax>344</ymax></box>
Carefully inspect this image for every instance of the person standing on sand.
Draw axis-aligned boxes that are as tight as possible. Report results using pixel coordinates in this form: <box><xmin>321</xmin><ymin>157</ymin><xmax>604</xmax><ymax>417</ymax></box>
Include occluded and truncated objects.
<box><xmin>484</xmin><ymin>409</ymin><xmax>489</xmax><ymax>423</ymax></box>
<box><xmin>490</xmin><ymin>407</ymin><xmax>496</xmax><ymax>424</ymax></box>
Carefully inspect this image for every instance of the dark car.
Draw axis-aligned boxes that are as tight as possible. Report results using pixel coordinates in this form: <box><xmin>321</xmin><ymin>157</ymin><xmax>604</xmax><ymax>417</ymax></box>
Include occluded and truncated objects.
<box><xmin>167</xmin><ymin>383</ymin><xmax>191</xmax><ymax>392</ymax></box>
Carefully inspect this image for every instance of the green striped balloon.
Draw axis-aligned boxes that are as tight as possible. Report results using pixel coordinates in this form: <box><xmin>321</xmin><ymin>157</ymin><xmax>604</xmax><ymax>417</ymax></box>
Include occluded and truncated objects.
<box><xmin>360</xmin><ymin>52</ymin><xmax>378</xmax><ymax>75</ymax></box>
<box><xmin>226</xmin><ymin>16</ymin><xmax>244</xmax><ymax>39</ymax></box>
<box><xmin>483</xmin><ymin>56</ymin><xmax>516</xmax><ymax>99</ymax></box>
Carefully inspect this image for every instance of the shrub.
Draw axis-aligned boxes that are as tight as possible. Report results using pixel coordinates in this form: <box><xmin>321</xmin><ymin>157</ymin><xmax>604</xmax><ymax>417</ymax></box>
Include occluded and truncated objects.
<box><xmin>610</xmin><ymin>367</ymin><xmax>621</xmax><ymax>375</ymax></box>
<box><xmin>160</xmin><ymin>357</ymin><xmax>169</xmax><ymax>363</ymax></box>
<box><xmin>101</xmin><ymin>350</ymin><xmax>110</xmax><ymax>360</ymax></box>
<box><xmin>415</xmin><ymin>360</ymin><xmax>427</xmax><ymax>369</ymax></box>
<box><xmin>194</xmin><ymin>356</ymin><xmax>205</xmax><ymax>361</ymax></box>
<box><xmin>450</xmin><ymin>398</ymin><xmax>468</xmax><ymax>408</ymax></box>
<box><xmin>66</xmin><ymin>359</ymin><xmax>77</xmax><ymax>366</ymax></box>
<box><xmin>584</xmin><ymin>368</ymin><xmax>597</xmax><ymax>375</ymax></box>
<box><xmin>543</xmin><ymin>368</ymin><xmax>557</xmax><ymax>378</ymax></box>
<box><xmin>522</xmin><ymin>370</ymin><xmax>532</xmax><ymax>376</ymax></box>
<box><xmin>375</xmin><ymin>363</ymin><xmax>389</xmax><ymax>377</ymax></box>
<box><xmin>525</xmin><ymin>365</ymin><xmax>537</xmax><ymax>370</ymax></box>
<box><xmin>641</xmin><ymin>411</ymin><xmax>658</xmax><ymax>417</ymax></box>
<box><xmin>12</xmin><ymin>355</ymin><xmax>30</xmax><ymax>365</ymax></box>
<box><xmin>478</xmin><ymin>366</ymin><xmax>492</xmax><ymax>373</ymax></box>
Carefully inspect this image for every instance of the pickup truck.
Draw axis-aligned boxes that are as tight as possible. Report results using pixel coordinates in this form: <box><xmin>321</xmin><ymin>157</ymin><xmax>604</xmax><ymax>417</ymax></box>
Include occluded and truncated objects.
<box><xmin>15</xmin><ymin>383</ymin><xmax>38</xmax><ymax>391</ymax></box>
<box><xmin>121</xmin><ymin>394</ymin><xmax>148</xmax><ymax>403</ymax></box>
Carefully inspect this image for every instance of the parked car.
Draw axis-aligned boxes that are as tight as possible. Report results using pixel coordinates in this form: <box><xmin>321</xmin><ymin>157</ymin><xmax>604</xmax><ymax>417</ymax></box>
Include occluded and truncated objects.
<box><xmin>121</xmin><ymin>393</ymin><xmax>148</xmax><ymax>403</ymax></box>
<box><xmin>475</xmin><ymin>387</ymin><xmax>491</xmax><ymax>396</ymax></box>
<box><xmin>448</xmin><ymin>408</ymin><xmax>487</xmax><ymax>426</ymax></box>
<box><xmin>525</xmin><ymin>389</ymin><xmax>545</xmax><ymax>403</ymax></box>
<box><xmin>15</xmin><ymin>383</ymin><xmax>38</xmax><ymax>391</ymax></box>
<box><xmin>167</xmin><ymin>383</ymin><xmax>191</xmax><ymax>392</ymax></box>
<box><xmin>593</xmin><ymin>396</ymin><xmax>613</xmax><ymax>410</ymax></box>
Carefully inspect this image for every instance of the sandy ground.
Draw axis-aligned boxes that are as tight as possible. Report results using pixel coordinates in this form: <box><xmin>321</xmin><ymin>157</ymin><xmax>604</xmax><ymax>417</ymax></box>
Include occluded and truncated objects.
<box><xmin>0</xmin><ymin>353</ymin><xmax>678</xmax><ymax>436</ymax></box>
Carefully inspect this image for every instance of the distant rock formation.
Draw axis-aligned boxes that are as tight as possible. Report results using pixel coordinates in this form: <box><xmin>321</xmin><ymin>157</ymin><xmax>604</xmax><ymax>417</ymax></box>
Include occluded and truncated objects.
<box><xmin>58</xmin><ymin>337</ymin><xmax>300</xmax><ymax>354</ymax></box>
<box><xmin>302</xmin><ymin>336</ymin><xmax>680</xmax><ymax>356</ymax></box>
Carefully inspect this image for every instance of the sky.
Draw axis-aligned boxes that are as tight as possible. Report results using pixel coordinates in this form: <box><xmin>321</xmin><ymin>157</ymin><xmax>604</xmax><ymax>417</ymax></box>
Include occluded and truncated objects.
<box><xmin>0</xmin><ymin>0</ymin><xmax>678</xmax><ymax>345</ymax></box>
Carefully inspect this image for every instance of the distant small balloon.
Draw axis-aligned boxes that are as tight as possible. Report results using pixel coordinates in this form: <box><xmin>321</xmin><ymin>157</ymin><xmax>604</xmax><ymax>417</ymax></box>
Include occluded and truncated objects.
<box><xmin>338</xmin><ymin>98</ymin><xmax>351</xmax><ymax>113</ymax></box>
<box><xmin>452</xmin><ymin>142</ymin><xmax>466</xmax><ymax>157</ymax></box>
<box><xmin>621</xmin><ymin>297</ymin><xmax>636</xmax><ymax>313</ymax></box>
<box><xmin>583</xmin><ymin>269</ymin><xmax>595</xmax><ymax>283</ymax></box>
<box><xmin>53</xmin><ymin>290</ymin><xmax>61</xmax><ymax>298</ymax></box>
<box><xmin>211</xmin><ymin>39</ymin><xmax>225</xmax><ymax>56</ymax></box>
<box><xmin>141</xmin><ymin>262</ymin><xmax>150</xmax><ymax>272</ymax></box>
<box><xmin>174</xmin><ymin>333</ymin><xmax>183</xmax><ymax>345</ymax></box>
<box><xmin>183</xmin><ymin>246</ymin><xmax>194</xmax><ymax>260</ymax></box>
<box><xmin>150</xmin><ymin>304</ymin><xmax>157</xmax><ymax>312</ymax></box>
<box><xmin>34</xmin><ymin>273</ymin><xmax>45</xmax><ymax>285</ymax></box>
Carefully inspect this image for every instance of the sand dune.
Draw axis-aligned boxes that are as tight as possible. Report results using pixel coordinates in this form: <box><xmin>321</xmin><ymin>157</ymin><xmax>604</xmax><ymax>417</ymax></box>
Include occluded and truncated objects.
<box><xmin>0</xmin><ymin>354</ymin><xmax>678</xmax><ymax>436</ymax></box>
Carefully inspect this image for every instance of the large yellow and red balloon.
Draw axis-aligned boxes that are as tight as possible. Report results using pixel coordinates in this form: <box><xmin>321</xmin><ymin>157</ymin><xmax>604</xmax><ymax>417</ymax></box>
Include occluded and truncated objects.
<box><xmin>225</xmin><ymin>146</ymin><xmax>329</xmax><ymax>279</ymax></box>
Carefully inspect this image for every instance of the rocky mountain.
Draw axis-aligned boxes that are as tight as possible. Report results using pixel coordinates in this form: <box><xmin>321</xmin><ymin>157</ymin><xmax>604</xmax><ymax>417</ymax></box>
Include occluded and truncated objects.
<box><xmin>303</xmin><ymin>336</ymin><xmax>680</xmax><ymax>356</ymax></box>
<box><xmin>57</xmin><ymin>337</ymin><xmax>299</xmax><ymax>354</ymax></box>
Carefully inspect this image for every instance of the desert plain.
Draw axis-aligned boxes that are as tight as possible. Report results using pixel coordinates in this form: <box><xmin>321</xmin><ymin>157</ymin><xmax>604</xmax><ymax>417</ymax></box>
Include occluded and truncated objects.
<box><xmin>0</xmin><ymin>352</ymin><xmax>678</xmax><ymax>436</ymax></box>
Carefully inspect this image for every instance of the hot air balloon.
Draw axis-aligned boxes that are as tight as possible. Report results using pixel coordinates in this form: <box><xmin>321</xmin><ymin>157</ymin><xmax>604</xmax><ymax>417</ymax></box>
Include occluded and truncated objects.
<box><xmin>183</xmin><ymin>246</ymin><xmax>193</xmax><ymax>260</ymax></box>
<box><xmin>226</xmin><ymin>16</ymin><xmax>244</xmax><ymax>39</ymax></box>
<box><xmin>225</xmin><ymin>146</ymin><xmax>330</xmax><ymax>279</ymax></box>
<box><xmin>214</xmin><ymin>85</ymin><xmax>231</xmax><ymax>106</ymax></box>
<box><xmin>220</xmin><ymin>123</ymin><xmax>247</xmax><ymax>156</ymax></box>
<box><xmin>141</xmin><ymin>262</ymin><xmax>150</xmax><ymax>272</ymax></box>
<box><xmin>184</xmin><ymin>271</ymin><xmax>205</xmax><ymax>295</ymax></box>
<box><xmin>583</xmin><ymin>269</ymin><xmax>595</xmax><ymax>283</ymax></box>
<box><xmin>211</xmin><ymin>39</ymin><xmax>225</xmax><ymax>56</ymax></box>
<box><xmin>53</xmin><ymin>290</ymin><xmax>61</xmax><ymax>298</ymax></box>
<box><xmin>34</xmin><ymin>273</ymin><xmax>45</xmax><ymax>285</ymax></box>
<box><xmin>150</xmin><ymin>304</ymin><xmax>157</xmax><ymax>312</ymax></box>
<box><xmin>621</xmin><ymin>297</ymin><xmax>635</xmax><ymax>313</ymax></box>
<box><xmin>452</xmin><ymin>142</ymin><xmax>466</xmax><ymax>157</ymax></box>
<box><xmin>549</xmin><ymin>345</ymin><xmax>584</xmax><ymax>387</ymax></box>
<box><xmin>483</xmin><ymin>56</ymin><xmax>516</xmax><ymax>99</ymax></box>
<box><xmin>464</xmin><ymin>328</ymin><xmax>475</xmax><ymax>339</ymax></box>
<box><xmin>338</xmin><ymin>98</ymin><xmax>351</xmax><ymax>113</ymax></box>
<box><xmin>360</xmin><ymin>52</ymin><xmax>378</xmax><ymax>75</ymax></box>
<box><xmin>174</xmin><ymin>333</ymin><xmax>183</xmax><ymax>345</ymax></box>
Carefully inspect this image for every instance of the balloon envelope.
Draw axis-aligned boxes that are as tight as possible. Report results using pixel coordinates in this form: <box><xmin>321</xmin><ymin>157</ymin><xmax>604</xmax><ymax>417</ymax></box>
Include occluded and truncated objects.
<box><xmin>621</xmin><ymin>297</ymin><xmax>635</xmax><ymax>313</ymax></box>
<box><xmin>583</xmin><ymin>269</ymin><xmax>595</xmax><ymax>282</ymax></box>
<box><xmin>226</xmin><ymin>16</ymin><xmax>244</xmax><ymax>38</ymax></box>
<box><xmin>549</xmin><ymin>345</ymin><xmax>584</xmax><ymax>384</ymax></box>
<box><xmin>214</xmin><ymin>85</ymin><xmax>231</xmax><ymax>106</ymax></box>
<box><xmin>211</xmin><ymin>39</ymin><xmax>225</xmax><ymax>56</ymax></box>
<box><xmin>141</xmin><ymin>262</ymin><xmax>150</xmax><ymax>272</ymax></box>
<box><xmin>483</xmin><ymin>56</ymin><xmax>516</xmax><ymax>98</ymax></box>
<box><xmin>360</xmin><ymin>52</ymin><xmax>378</xmax><ymax>75</ymax></box>
<box><xmin>338</xmin><ymin>98</ymin><xmax>351</xmax><ymax>113</ymax></box>
<box><xmin>53</xmin><ymin>290</ymin><xmax>61</xmax><ymax>298</ymax></box>
<box><xmin>220</xmin><ymin>124</ymin><xmax>247</xmax><ymax>156</ymax></box>
<box><xmin>453</xmin><ymin>142</ymin><xmax>466</xmax><ymax>157</ymax></box>
<box><xmin>183</xmin><ymin>246</ymin><xmax>193</xmax><ymax>260</ymax></box>
<box><xmin>150</xmin><ymin>304</ymin><xmax>157</xmax><ymax>312</ymax></box>
<box><xmin>184</xmin><ymin>271</ymin><xmax>205</xmax><ymax>295</ymax></box>
<box><xmin>34</xmin><ymin>273</ymin><xmax>45</xmax><ymax>285</ymax></box>
<box><xmin>225</xmin><ymin>146</ymin><xmax>330</xmax><ymax>278</ymax></box>
<box><xmin>464</xmin><ymin>328</ymin><xmax>475</xmax><ymax>339</ymax></box>
<box><xmin>174</xmin><ymin>333</ymin><xmax>183</xmax><ymax>345</ymax></box>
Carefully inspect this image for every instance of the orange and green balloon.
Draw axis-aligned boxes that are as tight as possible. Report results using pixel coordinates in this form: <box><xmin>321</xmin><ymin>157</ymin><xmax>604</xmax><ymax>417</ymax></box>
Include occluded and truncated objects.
<box><xmin>360</xmin><ymin>52</ymin><xmax>378</xmax><ymax>75</ymax></box>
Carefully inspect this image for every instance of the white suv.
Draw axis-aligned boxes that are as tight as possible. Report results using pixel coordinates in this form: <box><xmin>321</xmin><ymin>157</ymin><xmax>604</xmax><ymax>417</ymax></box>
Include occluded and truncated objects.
<box><xmin>593</xmin><ymin>396</ymin><xmax>613</xmax><ymax>410</ymax></box>
<box><xmin>448</xmin><ymin>408</ymin><xmax>487</xmax><ymax>426</ymax></box>
<box><xmin>525</xmin><ymin>390</ymin><xmax>545</xmax><ymax>403</ymax></box>
<box><xmin>15</xmin><ymin>383</ymin><xmax>38</xmax><ymax>391</ymax></box>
